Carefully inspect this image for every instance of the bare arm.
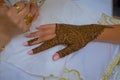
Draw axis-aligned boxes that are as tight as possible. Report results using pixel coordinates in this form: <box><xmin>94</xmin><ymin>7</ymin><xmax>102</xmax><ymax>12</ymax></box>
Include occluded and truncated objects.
<box><xmin>95</xmin><ymin>25</ymin><xmax>120</xmax><ymax>44</ymax></box>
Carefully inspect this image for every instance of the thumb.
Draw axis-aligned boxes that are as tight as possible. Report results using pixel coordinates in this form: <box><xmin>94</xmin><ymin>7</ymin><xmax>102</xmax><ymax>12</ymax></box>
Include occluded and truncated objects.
<box><xmin>52</xmin><ymin>44</ymin><xmax>81</xmax><ymax>61</ymax></box>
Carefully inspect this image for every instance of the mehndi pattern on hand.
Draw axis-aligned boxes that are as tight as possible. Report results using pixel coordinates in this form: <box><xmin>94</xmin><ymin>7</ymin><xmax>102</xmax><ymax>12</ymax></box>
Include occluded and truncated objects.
<box><xmin>28</xmin><ymin>24</ymin><xmax>113</xmax><ymax>59</ymax></box>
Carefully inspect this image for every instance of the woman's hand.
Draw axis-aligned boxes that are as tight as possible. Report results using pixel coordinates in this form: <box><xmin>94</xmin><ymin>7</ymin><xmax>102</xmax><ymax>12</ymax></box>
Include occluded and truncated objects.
<box><xmin>0</xmin><ymin>1</ymin><xmax>39</xmax><ymax>32</ymax></box>
<box><xmin>8</xmin><ymin>1</ymin><xmax>39</xmax><ymax>32</ymax></box>
<box><xmin>24</xmin><ymin>24</ymin><xmax>110</xmax><ymax>61</ymax></box>
<box><xmin>0</xmin><ymin>1</ymin><xmax>39</xmax><ymax>49</ymax></box>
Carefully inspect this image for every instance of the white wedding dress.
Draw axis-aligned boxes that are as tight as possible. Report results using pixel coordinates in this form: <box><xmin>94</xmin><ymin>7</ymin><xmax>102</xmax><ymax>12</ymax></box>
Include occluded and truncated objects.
<box><xmin>0</xmin><ymin>0</ymin><xmax>120</xmax><ymax>80</ymax></box>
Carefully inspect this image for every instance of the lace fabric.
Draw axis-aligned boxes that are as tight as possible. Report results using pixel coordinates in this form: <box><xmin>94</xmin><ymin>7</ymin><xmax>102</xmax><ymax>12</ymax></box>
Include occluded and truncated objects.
<box><xmin>4</xmin><ymin>0</ymin><xmax>45</xmax><ymax>7</ymax></box>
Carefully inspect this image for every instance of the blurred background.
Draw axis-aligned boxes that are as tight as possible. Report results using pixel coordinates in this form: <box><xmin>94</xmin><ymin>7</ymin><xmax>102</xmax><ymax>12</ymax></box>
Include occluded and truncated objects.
<box><xmin>113</xmin><ymin>0</ymin><xmax>120</xmax><ymax>17</ymax></box>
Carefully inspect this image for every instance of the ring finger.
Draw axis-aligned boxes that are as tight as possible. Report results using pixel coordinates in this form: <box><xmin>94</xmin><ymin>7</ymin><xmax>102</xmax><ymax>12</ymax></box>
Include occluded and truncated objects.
<box><xmin>24</xmin><ymin>2</ymin><xmax>39</xmax><ymax>24</ymax></box>
<box><xmin>25</xmin><ymin>34</ymin><xmax>56</xmax><ymax>46</ymax></box>
<box><xmin>20</xmin><ymin>3</ymin><xmax>38</xmax><ymax>26</ymax></box>
<box><xmin>26</xmin><ymin>29</ymin><xmax>55</xmax><ymax>38</ymax></box>
<box><xmin>13</xmin><ymin>1</ymin><xmax>26</xmax><ymax>13</ymax></box>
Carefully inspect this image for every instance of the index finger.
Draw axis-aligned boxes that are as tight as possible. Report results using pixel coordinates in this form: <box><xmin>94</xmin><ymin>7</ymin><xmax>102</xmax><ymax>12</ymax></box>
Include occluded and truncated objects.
<box><xmin>30</xmin><ymin>2</ymin><xmax>39</xmax><ymax>21</ymax></box>
<box><xmin>18</xmin><ymin>3</ymin><xmax>30</xmax><ymax>18</ymax></box>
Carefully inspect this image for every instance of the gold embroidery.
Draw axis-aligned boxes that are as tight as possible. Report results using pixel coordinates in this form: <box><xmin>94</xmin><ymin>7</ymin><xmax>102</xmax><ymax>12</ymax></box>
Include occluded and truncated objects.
<box><xmin>98</xmin><ymin>13</ymin><xmax>110</xmax><ymax>25</ymax></box>
<box><xmin>98</xmin><ymin>13</ymin><xmax>120</xmax><ymax>80</ymax></box>
<box><xmin>102</xmin><ymin>53</ymin><xmax>120</xmax><ymax>80</ymax></box>
<box><xmin>99</xmin><ymin>13</ymin><xmax>120</xmax><ymax>25</ymax></box>
<box><xmin>61</xmin><ymin>68</ymin><xmax>83</xmax><ymax>80</ymax></box>
<box><xmin>110</xmin><ymin>17</ymin><xmax>120</xmax><ymax>24</ymax></box>
<box><xmin>43</xmin><ymin>68</ymin><xmax>83</xmax><ymax>80</ymax></box>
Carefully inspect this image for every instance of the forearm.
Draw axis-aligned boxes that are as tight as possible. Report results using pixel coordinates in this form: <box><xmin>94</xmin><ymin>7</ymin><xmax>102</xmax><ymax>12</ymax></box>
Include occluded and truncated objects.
<box><xmin>95</xmin><ymin>25</ymin><xmax>120</xmax><ymax>44</ymax></box>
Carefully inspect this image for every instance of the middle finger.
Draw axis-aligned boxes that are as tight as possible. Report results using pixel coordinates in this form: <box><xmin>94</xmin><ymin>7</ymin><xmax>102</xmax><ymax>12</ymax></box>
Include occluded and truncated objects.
<box><xmin>29</xmin><ymin>2</ymin><xmax>39</xmax><ymax>21</ymax></box>
<box><xmin>18</xmin><ymin>2</ymin><xmax>30</xmax><ymax>18</ymax></box>
<box><xmin>26</xmin><ymin>28</ymin><xmax>55</xmax><ymax>38</ymax></box>
<box><xmin>13</xmin><ymin>1</ymin><xmax>26</xmax><ymax>13</ymax></box>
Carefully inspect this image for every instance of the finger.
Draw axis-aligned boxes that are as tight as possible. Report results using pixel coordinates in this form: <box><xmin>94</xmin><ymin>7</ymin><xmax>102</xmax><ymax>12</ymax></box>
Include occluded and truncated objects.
<box><xmin>37</xmin><ymin>27</ymin><xmax>56</xmax><ymax>36</ymax></box>
<box><xmin>7</xmin><ymin>7</ymin><xmax>20</xmax><ymax>23</ymax></box>
<box><xmin>22</xmin><ymin>2</ymin><xmax>39</xmax><ymax>25</ymax></box>
<box><xmin>29</xmin><ymin>34</ymin><xmax>56</xmax><ymax>46</ymax></box>
<box><xmin>53</xmin><ymin>44</ymin><xmax>81</xmax><ymax>61</ymax></box>
<box><xmin>18</xmin><ymin>19</ymin><xmax>30</xmax><ymax>32</ymax></box>
<box><xmin>32</xmin><ymin>10</ymin><xmax>39</xmax><ymax>21</ymax></box>
<box><xmin>18</xmin><ymin>3</ymin><xmax>30</xmax><ymax>18</ymax></box>
<box><xmin>5</xmin><ymin>2</ymin><xmax>25</xmax><ymax>19</ymax></box>
<box><xmin>28</xmin><ymin>36</ymin><xmax>59</xmax><ymax>55</ymax></box>
<box><xmin>13</xmin><ymin>1</ymin><xmax>25</xmax><ymax>12</ymax></box>
<box><xmin>26</xmin><ymin>31</ymin><xmax>38</xmax><ymax>38</ymax></box>
<box><xmin>18</xmin><ymin>3</ymin><xmax>31</xmax><ymax>28</ymax></box>
<box><xmin>36</xmin><ymin>24</ymin><xmax>56</xmax><ymax>30</ymax></box>
<box><xmin>24</xmin><ymin>34</ymin><xmax>56</xmax><ymax>46</ymax></box>
<box><xmin>20</xmin><ymin>3</ymin><xmax>38</xmax><ymax>26</ymax></box>
<box><xmin>29</xmin><ymin>2</ymin><xmax>39</xmax><ymax>21</ymax></box>
<box><xmin>26</xmin><ymin>37</ymin><xmax>39</xmax><ymax>46</ymax></box>
<box><xmin>26</xmin><ymin>28</ymin><xmax>55</xmax><ymax>38</ymax></box>
<box><xmin>26</xmin><ymin>24</ymin><xmax>56</xmax><ymax>38</ymax></box>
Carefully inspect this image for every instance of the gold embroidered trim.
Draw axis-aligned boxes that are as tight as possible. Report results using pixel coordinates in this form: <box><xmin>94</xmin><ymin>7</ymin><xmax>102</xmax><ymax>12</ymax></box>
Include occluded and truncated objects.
<box><xmin>98</xmin><ymin>13</ymin><xmax>120</xmax><ymax>80</ymax></box>
<box><xmin>97</xmin><ymin>13</ymin><xmax>110</xmax><ymax>25</ymax></box>
<box><xmin>102</xmin><ymin>53</ymin><xmax>120</xmax><ymax>80</ymax></box>
<box><xmin>43</xmin><ymin>68</ymin><xmax>83</xmax><ymax>80</ymax></box>
<box><xmin>61</xmin><ymin>68</ymin><xmax>83</xmax><ymax>80</ymax></box>
<box><xmin>98</xmin><ymin>13</ymin><xmax>120</xmax><ymax>25</ymax></box>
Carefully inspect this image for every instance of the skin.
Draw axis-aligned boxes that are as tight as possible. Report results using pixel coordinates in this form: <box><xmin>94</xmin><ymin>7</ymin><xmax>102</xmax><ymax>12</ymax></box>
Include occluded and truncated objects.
<box><xmin>24</xmin><ymin>24</ymin><xmax>120</xmax><ymax>61</ymax></box>
<box><xmin>0</xmin><ymin>1</ymin><xmax>39</xmax><ymax>48</ymax></box>
<box><xmin>1</xmin><ymin>0</ymin><xmax>120</xmax><ymax>61</ymax></box>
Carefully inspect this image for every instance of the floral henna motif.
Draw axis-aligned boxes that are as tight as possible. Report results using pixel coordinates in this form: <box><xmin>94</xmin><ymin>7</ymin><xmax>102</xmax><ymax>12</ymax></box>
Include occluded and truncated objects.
<box><xmin>29</xmin><ymin>24</ymin><xmax>113</xmax><ymax>58</ymax></box>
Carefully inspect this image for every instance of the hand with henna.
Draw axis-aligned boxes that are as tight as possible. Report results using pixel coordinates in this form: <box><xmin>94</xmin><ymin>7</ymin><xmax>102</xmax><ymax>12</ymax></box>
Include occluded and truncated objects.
<box><xmin>24</xmin><ymin>24</ymin><xmax>112</xmax><ymax>61</ymax></box>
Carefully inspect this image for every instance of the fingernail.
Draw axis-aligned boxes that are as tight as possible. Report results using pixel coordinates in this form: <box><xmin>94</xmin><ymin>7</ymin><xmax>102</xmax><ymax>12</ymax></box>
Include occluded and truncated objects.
<box><xmin>23</xmin><ymin>42</ymin><xmax>28</xmax><ymax>46</ymax></box>
<box><xmin>28</xmin><ymin>50</ymin><xmax>33</xmax><ymax>55</ymax></box>
<box><xmin>53</xmin><ymin>53</ymin><xmax>60</xmax><ymax>61</ymax></box>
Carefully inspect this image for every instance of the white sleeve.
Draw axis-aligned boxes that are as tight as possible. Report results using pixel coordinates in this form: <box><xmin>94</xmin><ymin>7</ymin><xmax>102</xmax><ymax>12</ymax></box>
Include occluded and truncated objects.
<box><xmin>4</xmin><ymin>0</ymin><xmax>21</xmax><ymax>6</ymax></box>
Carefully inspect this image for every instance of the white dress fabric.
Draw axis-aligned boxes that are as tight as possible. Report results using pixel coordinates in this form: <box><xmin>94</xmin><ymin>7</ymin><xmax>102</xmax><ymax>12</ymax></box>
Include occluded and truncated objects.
<box><xmin>107</xmin><ymin>65</ymin><xmax>120</xmax><ymax>80</ymax></box>
<box><xmin>0</xmin><ymin>0</ymin><xmax>120</xmax><ymax>80</ymax></box>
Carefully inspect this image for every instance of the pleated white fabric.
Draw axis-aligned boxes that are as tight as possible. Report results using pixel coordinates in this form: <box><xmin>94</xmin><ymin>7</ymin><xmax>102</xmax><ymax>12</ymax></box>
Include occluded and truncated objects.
<box><xmin>1</xmin><ymin>0</ymin><xmax>119</xmax><ymax>80</ymax></box>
